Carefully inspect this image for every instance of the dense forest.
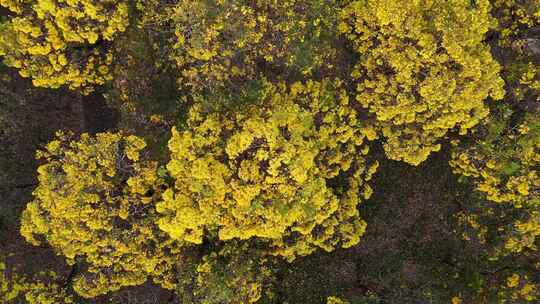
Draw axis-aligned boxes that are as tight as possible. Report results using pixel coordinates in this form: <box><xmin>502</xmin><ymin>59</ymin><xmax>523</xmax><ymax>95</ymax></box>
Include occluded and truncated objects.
<box><xmin>0</xmin><ymin>0</ymin><xmax>539</xmax><ymax>303</ymax></box>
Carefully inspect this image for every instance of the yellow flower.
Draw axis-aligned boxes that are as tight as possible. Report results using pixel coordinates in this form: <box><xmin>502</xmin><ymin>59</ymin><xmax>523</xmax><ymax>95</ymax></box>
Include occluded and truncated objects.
<box><xmin>451</xmin><ymin>296</ymin><xmax>462</xmax><ymax>304</ymax></box>
<box><xmin>507</xmin><ymin>274</ymin><xmax>520</xmax><ymax>288</ymax></box>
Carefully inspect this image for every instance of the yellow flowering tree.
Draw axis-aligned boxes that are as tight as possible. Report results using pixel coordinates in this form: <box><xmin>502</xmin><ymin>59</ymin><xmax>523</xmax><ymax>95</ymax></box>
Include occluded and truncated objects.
<box><xmin>20</xmin><ymin>132</ymin><xmax>183</xmax><ymax>298</ymax></box>
<box><xmin>0</xmin><ymin>0</ymin><xmax>129</xmax><ymax>93</ymax></box>
<box><xmin>339</xmin><ymin>0</ymin><xmax>505</xmax><ymax>165</ymax></box>
<box><xmin>163</xmin><ymin>0</ymin><xmax>339</xmax><ymax>91</ymax></box>
<box><xmin>157</xmin><ymin>79</ymin><xmax>378</xmax><ymax>260</ymax></box>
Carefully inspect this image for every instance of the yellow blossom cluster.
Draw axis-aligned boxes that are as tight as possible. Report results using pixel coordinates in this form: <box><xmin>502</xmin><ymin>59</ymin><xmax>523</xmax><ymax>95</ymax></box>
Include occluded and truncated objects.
<box><xmin>327</xmin><ymin>296</ymin><xmax>349</xmax><ymax>304</ymax></box>
<box><xmin>165</xmin><ymin>0</ymin><xmax>338</xmax><ymax>91</ymax></box>
<box><xmin>1</xmin><ymin>260</ymin><xmax>25</xmax><ymax>303</ymax></box>
<box><xmin>157</xmin><ymin>79</ymin><xmax>378</xmax><ymax>260</ymax></box>
<box><xmin>19</xmin><ymin>132</ymin><xmax>183</xmax><ymax>298</ymax></box>
<box><xmin>451</xmin><ymin>296</ymin><xmax>462</xmax><ymax>304</ymax></box>
<box><xmin>1</xmin><ymin>259</ymin><xmax>74</xmax><ymax>303</ymax></box>
<box><xmin>455</xmin><ymin>212</ymin><xmax>488</xmax><ymax>245</ymax></box>
<box><xmin>0</xmin><ymin>0</ymin><xmax>129</xmax><ymax>93</ymax></box>
<box><xmin>513</xmin><ymin>62</ymin><xmax>540</xmax><ymax>102</ymax></box>
<box><xmin>503</xmin><ymin>273</ymin><xmax>539</xmax><ymax>302</ymax></box>
<box><xmin>339</xmin><ymin>0</ymin><xmax>505</xmax><ymax>165</ymax></box>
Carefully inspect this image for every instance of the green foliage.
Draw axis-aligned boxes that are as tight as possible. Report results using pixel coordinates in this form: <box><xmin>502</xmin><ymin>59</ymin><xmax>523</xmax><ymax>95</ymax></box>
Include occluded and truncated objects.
<box><xmin>103</xmin><ymin>22</ymin><xmax>183</xmax><ymax>162</ymax></box>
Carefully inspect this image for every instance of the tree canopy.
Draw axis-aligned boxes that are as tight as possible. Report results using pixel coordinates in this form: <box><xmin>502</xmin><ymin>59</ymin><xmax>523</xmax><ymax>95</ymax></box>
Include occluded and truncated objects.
<box><xmin>1</xmin><ymin>0</ymin><xmax>539</xmax><ymax>303</ymax></box>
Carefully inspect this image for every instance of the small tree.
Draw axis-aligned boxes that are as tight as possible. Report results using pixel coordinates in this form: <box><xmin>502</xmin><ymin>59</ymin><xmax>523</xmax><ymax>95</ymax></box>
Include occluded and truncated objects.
<box><xmin>20</xmin><ymin>132</ymin><xmax>182</xmax><ymax>298</ymax></box>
